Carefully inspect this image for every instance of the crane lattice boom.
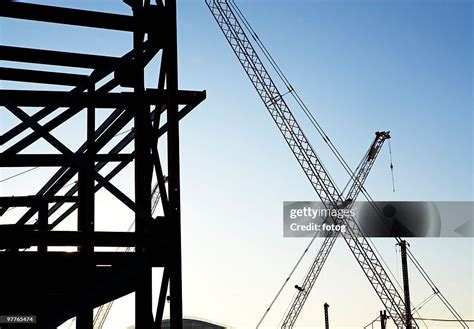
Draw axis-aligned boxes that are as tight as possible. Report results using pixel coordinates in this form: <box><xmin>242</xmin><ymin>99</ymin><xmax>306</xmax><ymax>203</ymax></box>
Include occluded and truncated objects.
<box><xmin>281</xmin><ymin>131</ymin><xmax>392</xmax><ymax>327</ymax></box>
<box><xmin>206</xmin><ymin>1</ymin><xmax>414</xmax><ymax>327</ymax></box>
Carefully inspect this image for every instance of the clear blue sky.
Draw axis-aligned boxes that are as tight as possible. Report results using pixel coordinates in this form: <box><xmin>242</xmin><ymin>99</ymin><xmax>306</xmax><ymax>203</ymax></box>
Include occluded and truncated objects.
<box><xmin>1</xmin><ymin>0</ymin><xmax>472</xmax><ymax>328</ymax></box>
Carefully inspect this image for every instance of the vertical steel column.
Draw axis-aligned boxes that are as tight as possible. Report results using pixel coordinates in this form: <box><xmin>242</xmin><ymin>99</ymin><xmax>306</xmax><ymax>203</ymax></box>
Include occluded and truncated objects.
<box><xmin>77</xmin><ymin>84</ymin><xmax>96</xmax><ymax>250</ymax></box>
<box><xmin>38</xmin><ymin>203</ymin><xmax>48</xmax><ymax>253</ymax></box>
<box><xmin>77</xmin><ymin>84</ymin><xmax>95</xmax><ymax>329</ymax></box>
<box><xmin>323</xmin><ymin>303</ymin><xmax>329</xmax><ymax>329</ymax></box>
<box><xmin>165</xmin><ymin>0</ymin><xmax>183</xmax><ymax>327</ymax></box>
<box><xmin>398</xmin><ymin>240</ymin><xmax>412</xmax><ymax>329</ymax></box>
<box><xmin>86</xmin><ymin>85</ymin><xmax>95</xmax><ymax>237</ymax></box>
<box><xmin>133</xmin><ymin>2</ymin><xmax>153</xmax><ymax>328</ymax></box>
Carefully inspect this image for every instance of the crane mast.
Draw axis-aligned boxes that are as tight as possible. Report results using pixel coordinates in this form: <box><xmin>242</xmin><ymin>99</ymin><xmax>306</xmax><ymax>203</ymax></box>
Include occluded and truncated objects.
<box><xmin>206</xmin><ymin>1</ymin><xmax>414</xmax><ymax>327</ymax></box>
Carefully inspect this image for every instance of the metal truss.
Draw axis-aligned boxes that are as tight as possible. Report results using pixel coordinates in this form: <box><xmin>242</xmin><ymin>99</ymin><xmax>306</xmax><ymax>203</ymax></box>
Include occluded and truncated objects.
<box><xmin>207</xmin><ymin>1</ymin><xmax>413</xmax><ymax>327</ymax></box>
<box><xmin>0</xmin><ymin>1</ymin><xmax>205</xmax><ymax>328</ymax></box>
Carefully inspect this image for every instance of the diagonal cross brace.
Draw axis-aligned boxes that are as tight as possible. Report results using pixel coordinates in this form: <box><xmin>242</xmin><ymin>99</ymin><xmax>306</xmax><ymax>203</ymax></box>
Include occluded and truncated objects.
<box><xmin>0</xmin><ymin>39</ymin><xmax>157</xmax><ymax>146</ymax></box>
<box><xmin>1</xmin><ymin>99</ymin><xmax>155</xmax><ymax>226</ymax></box>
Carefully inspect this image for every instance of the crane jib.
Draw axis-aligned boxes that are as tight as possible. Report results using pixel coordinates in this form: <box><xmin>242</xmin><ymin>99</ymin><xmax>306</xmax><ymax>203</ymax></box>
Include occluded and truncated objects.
<box><xmin>206</xmin><ymin>1</ymin><xmax>413</xmax><ymax>328</ymax></box>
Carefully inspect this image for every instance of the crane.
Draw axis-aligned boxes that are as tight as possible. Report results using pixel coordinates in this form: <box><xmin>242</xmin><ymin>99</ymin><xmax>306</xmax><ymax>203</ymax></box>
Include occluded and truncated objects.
<box><xmin>280</xmin><ymin>131</ymin><xmax>391</xmax><ymax>328</ymax></box>
<box><xmin>206</xmin><ymin>1</ymin><xmax>413</xmax><ymax>327</ymax></box>
<box><xmin>256</xmin><ymin>130</ymin><xmax>391</xmax><ymax>328</ymax></box>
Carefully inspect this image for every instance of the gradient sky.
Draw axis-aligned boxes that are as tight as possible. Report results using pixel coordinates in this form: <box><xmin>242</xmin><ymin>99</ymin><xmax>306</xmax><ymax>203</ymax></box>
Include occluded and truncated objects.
<box><xmin>0</xmin><ymin>0</ymin><xmax>473</xmax><ymax>328</ymax></box>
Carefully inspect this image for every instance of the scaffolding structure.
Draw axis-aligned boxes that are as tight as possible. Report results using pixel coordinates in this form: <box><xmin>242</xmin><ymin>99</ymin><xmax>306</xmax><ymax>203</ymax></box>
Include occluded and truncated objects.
<box><xmin>0</xmin><ymin>1</ymin><xmax>205</xmax><ymax>328</ymax></box>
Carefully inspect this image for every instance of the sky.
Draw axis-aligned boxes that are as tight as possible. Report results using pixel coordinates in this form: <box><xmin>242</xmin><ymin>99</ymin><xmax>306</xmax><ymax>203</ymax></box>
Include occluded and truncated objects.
<box><xmin>0</xmin><ymin>0</ymin><xmax>473</xmax><ymax>328</ymax></box>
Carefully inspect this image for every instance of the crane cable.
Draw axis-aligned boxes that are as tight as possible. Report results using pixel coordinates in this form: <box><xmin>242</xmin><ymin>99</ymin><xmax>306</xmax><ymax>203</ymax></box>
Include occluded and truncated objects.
<box><xmin>228</xmin><ymin>0</ymin><xmax>343</xmax><ymax>197</ymax></box>
<box><xmin>413</xmin><ymin>292</ymin><xmax>436</xmax><ymax>314</ymax></box>
<box><xmin>256</xmin><ymin>231</ymin><xmax>318</xmax><ymax>328</ymax></box>
<box><xmin>227</xmin><ymin>1</ymin><xmax>468</xmax><ymax>327</ymax></box>
<box><xmin>363</xmin><ymin>292</ymin><xmax>436</xmax><ymax>329</ymax></box>
<box><xmin>0</xmin><ymin>166</ymin><xmax>39</xmax><ymax>183</ymax></box>
<box><xmin>388</xmin><ymin>138</ymin><xmax>395</xmax><ymax>192</ymax></box>
<box><xmin>363</xmin><ymin>315</ymin><xmax>381</xmax><ymax>329</ymax></box>
<box><xmin>406</xmin><ymin>247</ymin><xmax>469</xmax><ymax>328</ymax></box>
<box><xmin>414</xmin><ymin>318</ymin><xmax>474</xmax><ymax>323</ymax></box>
<box><xmin>229</xmin><ymin>0</ymin><xmax>360</xmax><ymax>192</ymax></box>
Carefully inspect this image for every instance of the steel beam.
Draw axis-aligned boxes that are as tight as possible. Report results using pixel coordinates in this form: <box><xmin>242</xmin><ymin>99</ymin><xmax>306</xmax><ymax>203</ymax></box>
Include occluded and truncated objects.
<box><xmin>38</xmin><ymin>204</ymin><xmax>48</xmax><ymax>252</ymax></box>
<box><xmin>0</xmin><ymin>1</ymin><xmax>137</xmax><ymax>31</ymax></box>
<box><xmin>165</xmin><ymin>0</ymin><xmax>184</xmax><ymax>327</ymax></box>
<box><xmin>0</xmin><ymin>89</ymin><xmax>204</xmax><ymax>108</ymax></box>
<box><xmin>0</xmin><ymin>196</ymin><xmax>77</xmax><ymax>207</ymax></box>
<box><xmin>0</xmin><ymin>231</ymin><xmax>166</xmax><ymax>248</ymax></box>
<box><xmin>0</xmin><ymin>154</ymin><xmax>133</xmax><ymax>167</ymax></box>
<box><xmin>132</xmin><ymin>2</ymin><xmax>154</xmax><ymax>327</ymax></box>
<box><xmin>155</xmin><ymin>268</ymin><xmax>170</xmax><ymax>328</ymax></box>
<box><xmin>0</xmin><ymin>45</ymin><xmax>117</xmax><ymax>68</ymax></box>
<box><xmin>77</xmin><ymin>85</ymin><xmax>96</xmax><ymax>328</ymax></box>
<box><xmin>0</xmin><ymin>67</ymin><xmax>87</xmax><ymax>85</ymax></box>
<box><xmin>0</xmin><ymin>251</ymin><xmax>167</xmax><ymax>266</ymax></box>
